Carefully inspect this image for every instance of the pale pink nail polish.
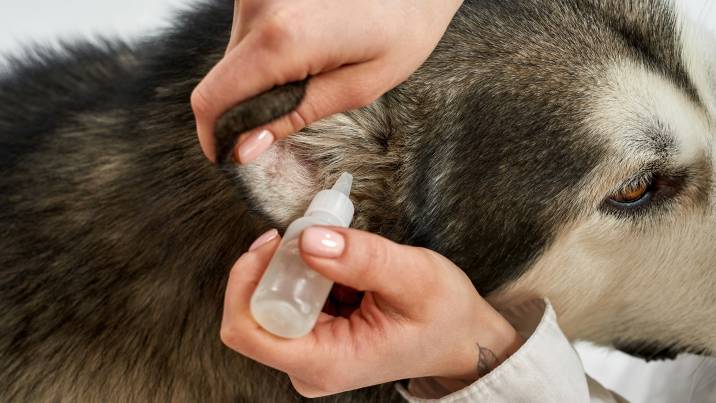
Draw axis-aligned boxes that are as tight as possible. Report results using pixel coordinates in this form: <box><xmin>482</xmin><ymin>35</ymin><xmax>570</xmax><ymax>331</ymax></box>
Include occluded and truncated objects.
<box><xmin>249</xmin><ymin>229</ymin><xmax>279</xmax><ymax>251</ymax></box>
<box><xmin>238</xmin><ymin>129</ymin><xmax>274</xmax><ymax>164</ymax></box>
<box><xmin>301</xmin><ymin>227</ymin><xmax>345</xmax><ymax>258</ymax></box>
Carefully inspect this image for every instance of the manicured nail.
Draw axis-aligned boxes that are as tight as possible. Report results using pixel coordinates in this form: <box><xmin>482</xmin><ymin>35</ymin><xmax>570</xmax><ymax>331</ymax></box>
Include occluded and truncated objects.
<box><xmin>238</xmin><ymin>129</ymin><xmax>274</xmax><ymax>164</ymax></box>
<box><xmin>249</xmin><ymin>229</ymin><xmax>279</xmax><ymax>251</ymax></box>
<box><xmin>301</xmin><ymin>227</ymin><xmax>345</xmax><ymax>258</ymax></box>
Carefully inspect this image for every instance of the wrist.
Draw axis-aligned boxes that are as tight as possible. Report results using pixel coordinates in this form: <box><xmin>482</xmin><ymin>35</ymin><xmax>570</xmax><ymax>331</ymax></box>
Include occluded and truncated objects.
<box><xmin>437</xmin><ymin>305</ymin><xmax>524</xmax><ymax>383</ymax></box>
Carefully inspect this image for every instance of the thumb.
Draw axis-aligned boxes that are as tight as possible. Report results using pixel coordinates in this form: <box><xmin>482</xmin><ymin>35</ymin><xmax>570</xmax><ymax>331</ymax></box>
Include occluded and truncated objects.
<box><xmin>298</xmin><ymin>227</ymin><xmax>438</xmax><ymax>307</ymax></box>
<box><xmin>235</xmin><ymin>62</ymin><xmax>383</xmax><ymax>164</ymax></box>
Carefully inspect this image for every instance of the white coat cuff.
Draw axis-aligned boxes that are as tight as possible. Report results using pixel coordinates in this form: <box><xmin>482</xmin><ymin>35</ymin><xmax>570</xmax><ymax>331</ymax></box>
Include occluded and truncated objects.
<box><xmin>396</xmin><ymin>299</ymin><xmax>591</xmax><ymax>403</ymax></box>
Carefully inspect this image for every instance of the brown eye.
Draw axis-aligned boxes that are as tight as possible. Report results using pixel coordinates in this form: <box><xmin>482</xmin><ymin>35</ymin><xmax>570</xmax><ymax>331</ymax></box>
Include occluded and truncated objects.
<box><xmin>603</xmin><ymin>172</ymin><xmax>686</xmax><ymax>214</ymax></box>
<box><xmin>612</xmin><ymin>181</ymin><xmax>649</xmax><ymax>203</ymax></box>
<box><xmin>607</xmin><ymin>176</ymin><xmax>653</xmax><ymax>208</ymax></box>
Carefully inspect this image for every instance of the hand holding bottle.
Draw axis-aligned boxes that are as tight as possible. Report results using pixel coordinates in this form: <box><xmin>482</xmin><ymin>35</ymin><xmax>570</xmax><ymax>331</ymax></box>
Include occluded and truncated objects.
<box><xmin>221</xmin><ymin>227</ymin><xmax>524</xmax><ymax>398</ymax></box>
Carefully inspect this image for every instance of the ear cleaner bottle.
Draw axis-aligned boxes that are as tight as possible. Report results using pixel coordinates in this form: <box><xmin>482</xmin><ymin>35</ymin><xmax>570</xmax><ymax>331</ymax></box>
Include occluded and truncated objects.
<box><xmin>250</xmin><ymin>173</ymin><xmax>354</xmax><ymax>338</ymax></box>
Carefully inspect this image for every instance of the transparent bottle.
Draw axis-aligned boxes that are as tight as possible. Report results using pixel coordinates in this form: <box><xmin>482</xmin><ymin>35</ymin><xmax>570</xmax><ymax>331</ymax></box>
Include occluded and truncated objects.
<box><xmin>250</xmin><ymin>173</ymin><xmax>354</xmax><ymax>338</ymax></box>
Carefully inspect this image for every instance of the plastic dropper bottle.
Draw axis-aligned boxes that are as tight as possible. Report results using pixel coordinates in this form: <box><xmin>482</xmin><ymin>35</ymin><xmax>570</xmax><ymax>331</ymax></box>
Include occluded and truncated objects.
<box><xmin>250</xmin><ymin>173</ymin><xmax>354</xmax><ymax>338</ymax></box>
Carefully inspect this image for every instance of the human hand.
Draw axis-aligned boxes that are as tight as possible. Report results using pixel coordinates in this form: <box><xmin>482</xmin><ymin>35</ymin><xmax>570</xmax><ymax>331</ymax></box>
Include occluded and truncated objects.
<box><xmin>192</xmin><ymin>0</ymin><xmax>464</xmax><ymax>164</ymax></box>
<box><xmin>221</xmin><ymin>227</ymin><xmax>523</xmax><ymax>397</ymax></box>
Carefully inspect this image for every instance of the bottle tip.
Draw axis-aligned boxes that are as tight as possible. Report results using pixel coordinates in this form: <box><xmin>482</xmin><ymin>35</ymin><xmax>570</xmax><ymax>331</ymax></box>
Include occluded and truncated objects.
<box><xmin>331</xmin><ymin>172</ymin><xmax>353</xmax><ymax>196</ymax></box>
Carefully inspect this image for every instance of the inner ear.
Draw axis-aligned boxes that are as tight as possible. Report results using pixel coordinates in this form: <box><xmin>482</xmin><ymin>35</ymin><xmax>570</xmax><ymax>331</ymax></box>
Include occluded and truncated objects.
<box><xmin>217</xmin><ymin>94</ymin><xmax>398</xmax><ymax>231</ymax></box>
<box><xmin>236</xmin><ymin>140</ymin><xmax>322</xmax><ymax>227</ymax></box>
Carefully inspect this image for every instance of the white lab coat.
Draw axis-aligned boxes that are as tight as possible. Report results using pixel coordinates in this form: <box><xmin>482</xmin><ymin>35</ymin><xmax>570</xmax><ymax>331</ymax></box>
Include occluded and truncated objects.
<box><xmin>396</xmin><ymin>299</ymin><xmax>627</xmax><ymax>402</ymax></box>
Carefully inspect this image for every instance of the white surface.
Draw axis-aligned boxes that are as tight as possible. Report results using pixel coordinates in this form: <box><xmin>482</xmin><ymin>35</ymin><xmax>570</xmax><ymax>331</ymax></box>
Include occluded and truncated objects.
<box><xmin>577</xmin><ymin>342</ymin><xmax>716</xmax><ymax>402</ymax></box>
<box><xmin>686</xmin><ymin>0</ymin><xmax>716</xmax><ymax>32</ymax></box>
<box><xmin>0</xmin><ymin>0</ymin><xmax>194</xmax><ymax>57</ymax></box>
<box><xmin>1</xmin><ymin>1</ymin><xmax>715</xmax><ymax>402</ymax></box>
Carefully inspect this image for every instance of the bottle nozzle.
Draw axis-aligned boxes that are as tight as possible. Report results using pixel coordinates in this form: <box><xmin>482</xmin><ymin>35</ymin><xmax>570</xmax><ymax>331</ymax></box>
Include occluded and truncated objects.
<box><xmin>305</xmin><ymin>172</ymin><xmax>355</xmax><ymax>228</ymax></box>
<box><xmin>331</xmin><ymin>172</ymin><xmax>353</xmax><ymax>196</ymax></box>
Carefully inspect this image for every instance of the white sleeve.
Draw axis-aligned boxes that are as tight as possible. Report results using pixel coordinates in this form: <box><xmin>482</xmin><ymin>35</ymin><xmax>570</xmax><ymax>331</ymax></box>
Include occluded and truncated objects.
<box><xmin>395</xmin><ymin>299</ymin><xmax>628</xmax><ymax>403</ymax></box>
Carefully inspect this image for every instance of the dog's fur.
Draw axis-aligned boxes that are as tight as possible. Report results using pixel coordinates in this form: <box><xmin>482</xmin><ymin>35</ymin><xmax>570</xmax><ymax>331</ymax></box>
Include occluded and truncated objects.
<box><xmin>1</xmin><ymin>0</ymin><xmax>715</xmax><ymax>401</ymax></box>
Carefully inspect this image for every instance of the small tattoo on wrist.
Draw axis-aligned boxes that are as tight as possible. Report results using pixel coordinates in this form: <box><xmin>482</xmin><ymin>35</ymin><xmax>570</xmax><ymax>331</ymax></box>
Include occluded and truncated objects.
<box><xmin>476</xmin><ymin>343</ymin><xmax>499</xmax><ymax>378</ymax></box>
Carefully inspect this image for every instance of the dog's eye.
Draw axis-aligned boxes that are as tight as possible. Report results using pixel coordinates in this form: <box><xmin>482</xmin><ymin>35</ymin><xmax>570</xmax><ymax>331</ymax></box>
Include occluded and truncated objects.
<box><xmin>607</xmin><ymin>176</ymin><xmax>653</xmax><ymax>208</ymax></box>
<box><xmin>602</xmin><ymin>171</ymin><xmax>687</xmax><ymax>216</ymax></box>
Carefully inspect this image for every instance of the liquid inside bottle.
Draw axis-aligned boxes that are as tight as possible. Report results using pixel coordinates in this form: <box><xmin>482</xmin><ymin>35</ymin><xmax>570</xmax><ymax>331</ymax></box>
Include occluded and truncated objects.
<box><xmin>250</xmin><ymin>237</ymin><xmax>334</xmax><ymax>338</ymax></box>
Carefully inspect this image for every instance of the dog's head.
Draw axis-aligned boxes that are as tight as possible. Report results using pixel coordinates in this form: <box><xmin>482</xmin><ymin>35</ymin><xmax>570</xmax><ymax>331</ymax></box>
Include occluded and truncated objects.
<box><xmin>225</xmin><ymin>0</ymin><xmax>716</xmax><ymax>359</ymax></box>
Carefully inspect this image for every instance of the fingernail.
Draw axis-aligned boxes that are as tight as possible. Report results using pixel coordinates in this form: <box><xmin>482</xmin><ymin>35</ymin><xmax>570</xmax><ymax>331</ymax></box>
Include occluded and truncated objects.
<box><xmin>301</xmin><ymin>227</ymin><xmax>345</xmax><ymax>258</ymax></box>
<box><xmin>249</xmin><ymin>229</ymin><xmax>279</xmax><ymax>251</ymax></box>
<box><xmin>238</xmin><ymin>129</ymin><xmax>274</xmax><ymax>164</ymax></box>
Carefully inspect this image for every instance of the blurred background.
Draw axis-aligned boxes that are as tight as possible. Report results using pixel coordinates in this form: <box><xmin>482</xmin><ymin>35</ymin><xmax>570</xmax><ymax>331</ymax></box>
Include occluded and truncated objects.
<box><xmin>0</xmin><ymin>0</ymin><xmax>191</xmax><ymax>56</ymax></box>
<box><xmin>1</xmin><ymin>0</ymin><xmax>715</xmax><ymax>401</ymax></box>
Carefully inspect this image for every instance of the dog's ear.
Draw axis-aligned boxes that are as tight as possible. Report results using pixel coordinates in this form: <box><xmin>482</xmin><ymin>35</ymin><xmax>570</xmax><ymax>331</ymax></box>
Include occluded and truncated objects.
<box><xmin>214</xmin><ymin>80</ymin><xmax>307</xmax><ymax>166</ymax></box>
<box><xmin>212</xmin><ymin>81</ymin><xmax>395</xmax><ymax>230</ymax></box>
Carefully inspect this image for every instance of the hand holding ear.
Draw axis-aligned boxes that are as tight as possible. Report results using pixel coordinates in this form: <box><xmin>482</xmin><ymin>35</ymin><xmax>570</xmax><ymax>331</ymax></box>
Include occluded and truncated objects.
<box><xmin>221</xmin><ymin>227</ymin><xmax>523</xmax><ymax>398</ymax></box>
<box><xmin>192</xmin><ymin>0</ymin><xmax>464</xmax><ymax>164</ymax></box>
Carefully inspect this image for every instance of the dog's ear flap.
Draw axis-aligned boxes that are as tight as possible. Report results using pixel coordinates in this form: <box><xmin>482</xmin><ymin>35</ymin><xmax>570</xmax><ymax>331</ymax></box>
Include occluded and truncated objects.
<box><xmin>212</xmin><ymin>81</ymin><xmax>394</xmax><ymax>229</ymax></box>
<box><xmin>213</xmin><ymin>80</ymin><xmax>307</xmax><ymax>166</ymax></box>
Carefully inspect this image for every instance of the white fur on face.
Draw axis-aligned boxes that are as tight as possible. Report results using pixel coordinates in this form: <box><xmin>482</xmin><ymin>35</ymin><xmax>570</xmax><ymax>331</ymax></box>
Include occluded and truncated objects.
<box><xmin>492</xmin><ymin>12</ymin><xmax>716</xmax><ymax>354</ymax></box>
<box><xmin>677</xmin><ymin>0</ymin><xmax>716</xmax><ymax>119</ymax></box>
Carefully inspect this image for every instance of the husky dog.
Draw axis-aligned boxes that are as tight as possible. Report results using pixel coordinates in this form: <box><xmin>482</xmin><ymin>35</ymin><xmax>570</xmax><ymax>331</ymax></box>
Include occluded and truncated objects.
<box><xmin>1</xmin><ymin>0</ymin><xmax>715</xmax><ymax>401</ymax></box>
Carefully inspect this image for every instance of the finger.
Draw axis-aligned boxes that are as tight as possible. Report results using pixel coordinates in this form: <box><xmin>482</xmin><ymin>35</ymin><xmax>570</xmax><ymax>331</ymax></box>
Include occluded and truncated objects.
<box><xmin>221</xmin><ymin>234</ymin><xmax>301</xmax><ymax>368</ymax></box>
<box><xmin>231</xmin><ymin>61</ymin><xmax>389</xmax><ymax>164</ymax></box>
<box><xmin>192</xmin><ymin>29</ymin><xmax>313</xmax><ymax>161</ymax></box>
<box><xmin>221</xmin><ymin>232</ymin><xmax>340</xmax><ymax>375</ymax></box>
<box><xmin>299</xmin><ymin>227</ymin><xmax>441</xmax><ymax>308</ymax></box>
